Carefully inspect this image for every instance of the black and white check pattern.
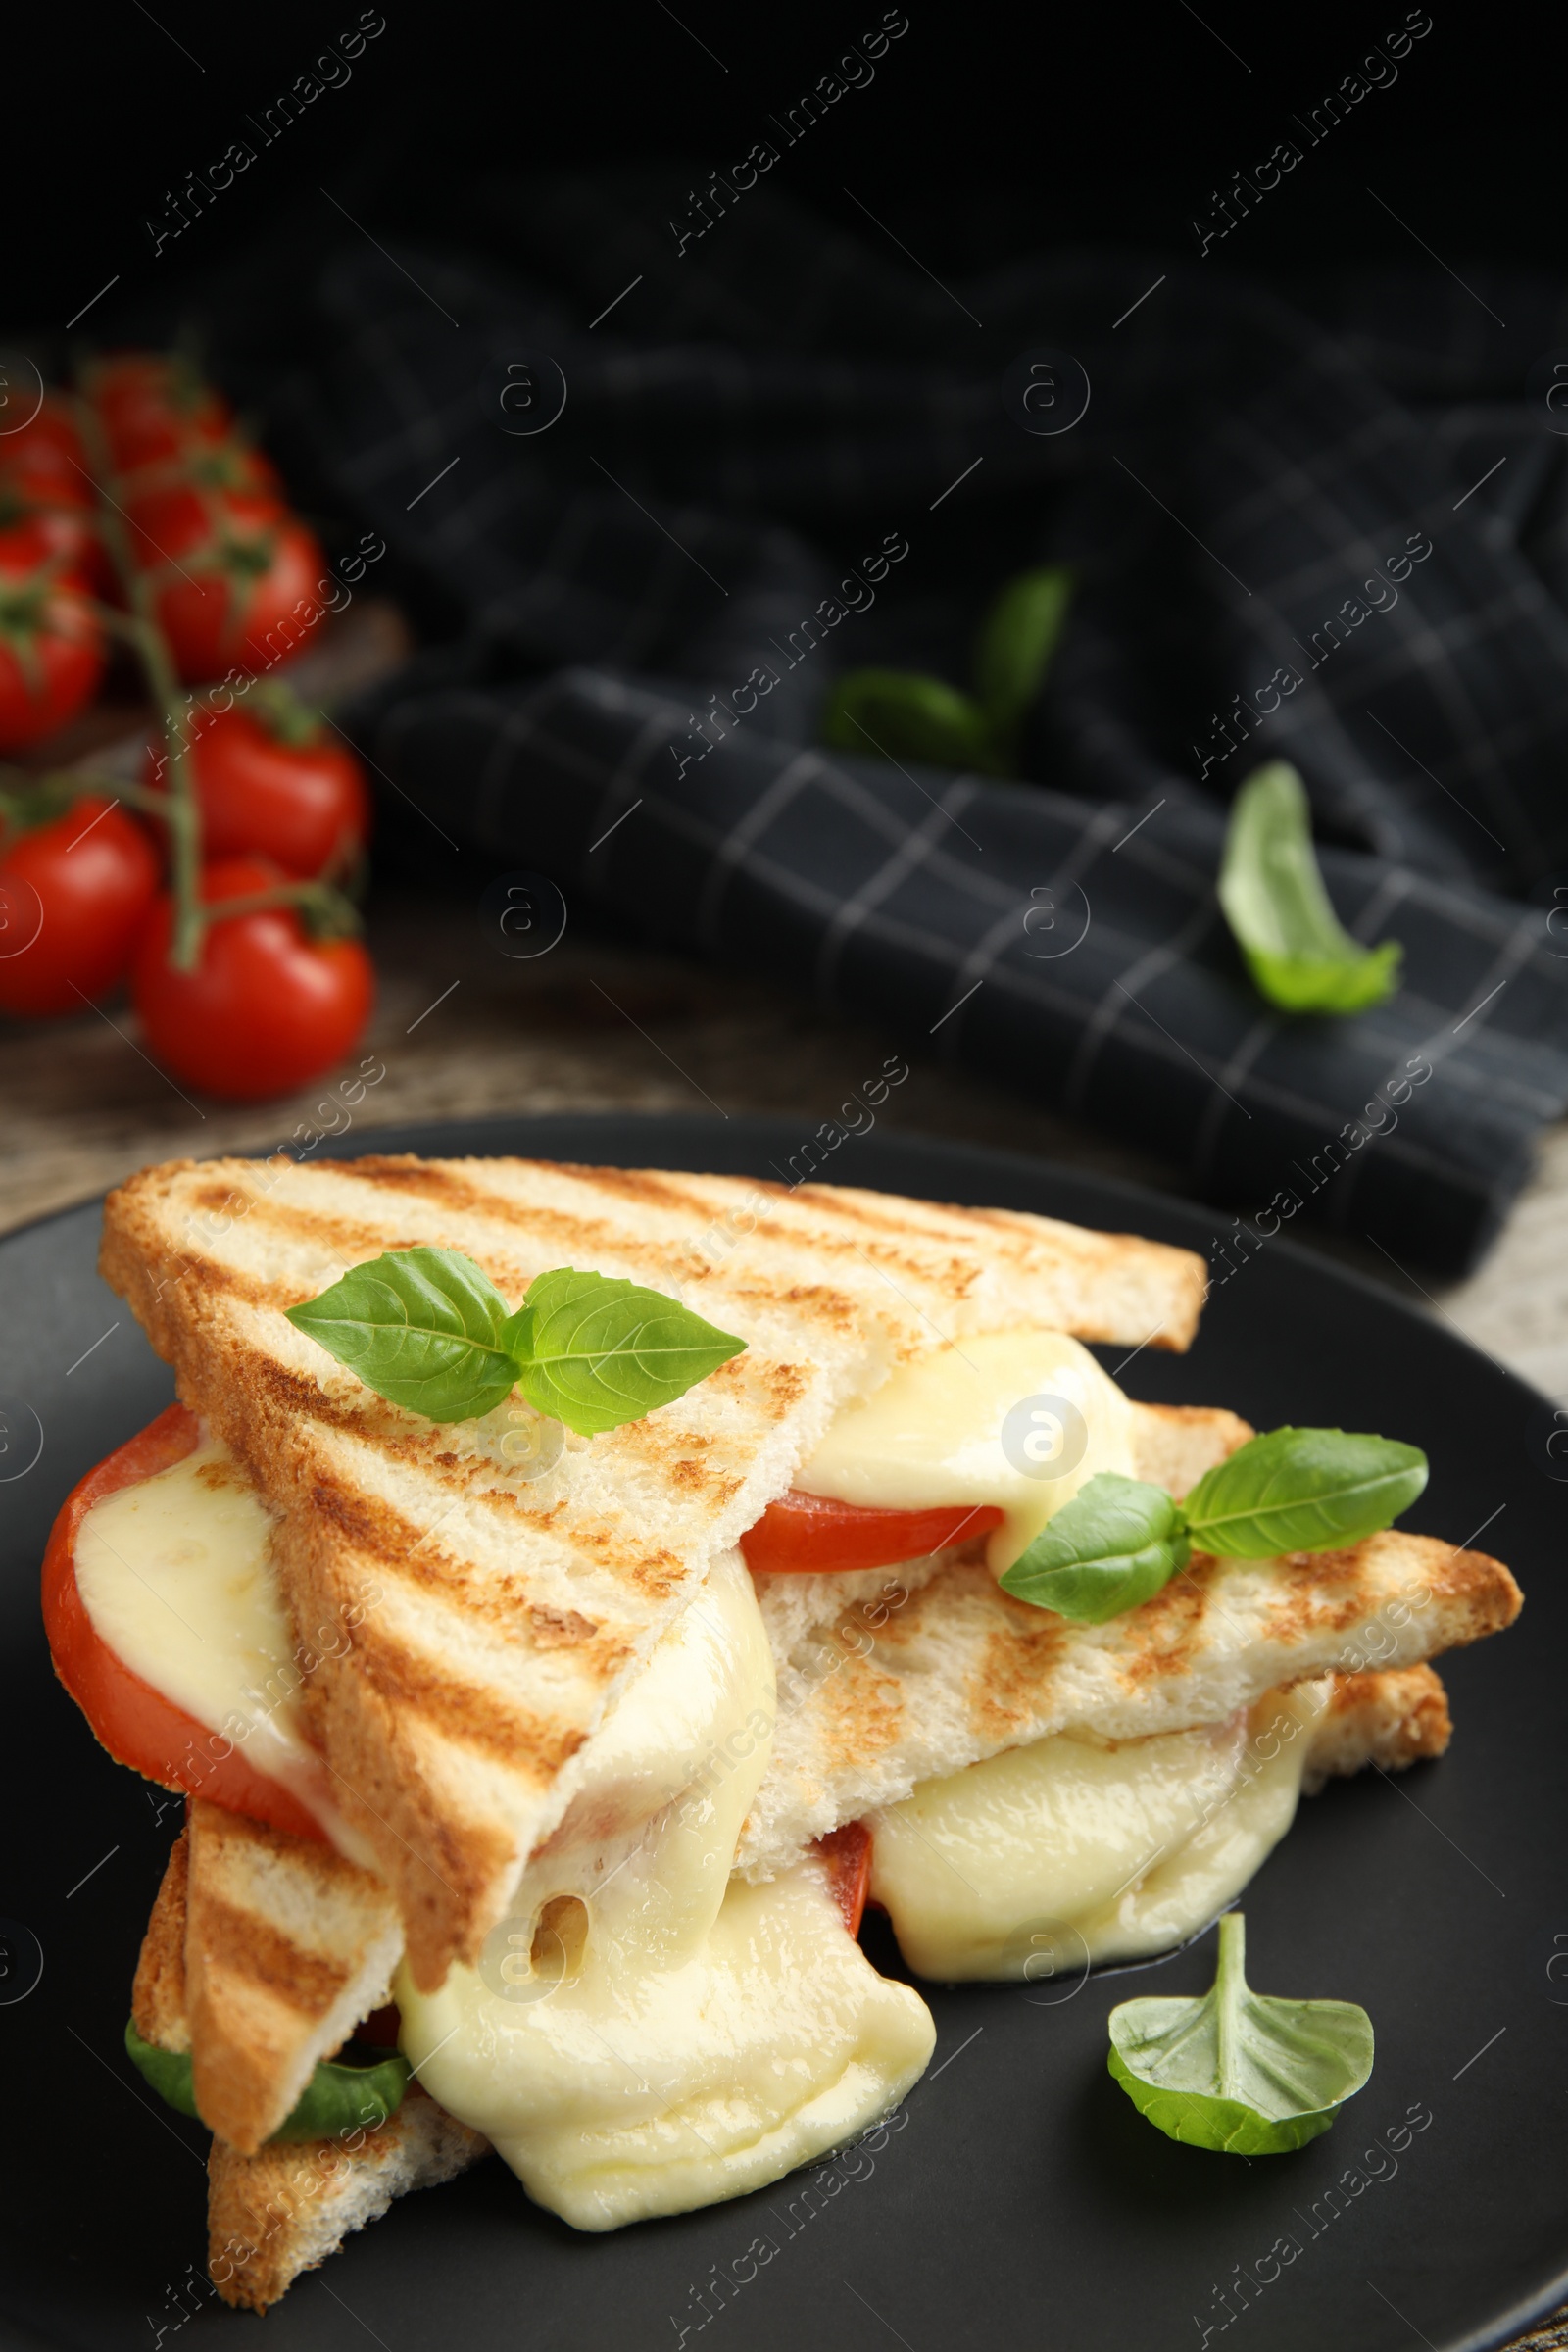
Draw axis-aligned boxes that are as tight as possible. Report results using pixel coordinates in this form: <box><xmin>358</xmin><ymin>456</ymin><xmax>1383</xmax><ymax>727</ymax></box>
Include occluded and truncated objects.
<box><xmin>216</xmin><ymin>173</ymin><xmax>1568</xmax><ymax>1275</ymax></box>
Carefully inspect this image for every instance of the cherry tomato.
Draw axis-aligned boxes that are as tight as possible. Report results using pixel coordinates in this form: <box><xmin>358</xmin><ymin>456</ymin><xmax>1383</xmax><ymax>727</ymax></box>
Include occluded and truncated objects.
<box><xmin>131</xmin><ymin>488</ymin><xmax>326</xmax><ymax>684</ymax></box>
<box><xmin>739</xmin><ymin>1489</ymin><xmax>1004</xmax><ymax>1574</ymax></box>
<box><xmin>132</xmin><ymin>853</ymin><xmax>373</xmax><ymax>1098</ymax></box>
<box><xmin>0</xmin><ymin>795</ymin><xmax>160</xmax><ymax>1017</ymax></box>
<box><xmin>122</xmin><ymin>436</ymin><xmax>285</xmax><ymax>516</ymax></box>
<box><xmin>91</xmin><ymin>354</ymin><xmax>234</xmax><ymax>471</ymax></box>
<box><xmin>0</xmin><ymin>395</ymin><xmax>90</xmax><ymax>502</ymax></box>
<box><xmin>0</xmin><ymin>542</ymin><xmax>105</xmax><ymax>751</ymax></box>
<box><xmin>0</xmin><ymin>490</ymin><xmax>104</xmax><ymax>591</ymax></box>
<box><xmin>41</xmin><ymin>1403</ymin><xmax>327</xmax><ymax>1842</ymax></box>
<box><xmin>143</xmin><ymin>701</ymin><xmax>368</xmax><ymax>877</ymax></box>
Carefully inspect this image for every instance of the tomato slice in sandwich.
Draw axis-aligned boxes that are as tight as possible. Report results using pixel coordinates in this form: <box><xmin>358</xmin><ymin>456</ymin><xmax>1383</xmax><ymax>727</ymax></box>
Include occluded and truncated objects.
<box><xmin>815</xmin><ymin>1820</ymin><xmax>874</xmax><ymax>1938</ymax></box>
<box><xmin>740</xmin><ymin>1489</ymin><xmax>1004</xmax><ymax>1575</ymax></box>
<box><xmin>41</xmin><ymin>1403</ymin><xmax>326</xmax><ymax>1842</ymax></box>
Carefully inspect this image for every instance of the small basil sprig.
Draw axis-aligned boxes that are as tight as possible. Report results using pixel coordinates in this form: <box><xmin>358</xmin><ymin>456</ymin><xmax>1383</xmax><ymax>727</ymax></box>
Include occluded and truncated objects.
<box><xmin>1219</xmin><ymin>762</ymin><xmax>1402</xmax><ymax>1015</ymax></box>
<box><xmin>1107</xmin><ymin>1911</ymin><xmax>1374</xmax><ymax>2154</ymax></box>
<box><xmin>998</xmin><ymin>1474</ymin><xmax>1190</xmax><ymax>1624</ymax></box>
<box><xmin>998</xmin><ymin>1425</ymin><xmax>1427</xmax><ymax>1623</ymax></box>
<box><xmin>125</xmin><ymin>2019</ymin><xmax>411</xmax><ymax>2141</ymax></box>
<box><xmin>1181</xmin><ymin>1425</ymin><xmax>1428</xmax><ymax>1558</ymax></box>
<box><xmin>285</xmin><ymin>1249</ymin><xmax>746</xmax><ymax>1434</ymax></box>
<box><xmin>821</xmin><ymin>564</ymin><xmax>1072</xmax><ymax>782</ymax></box>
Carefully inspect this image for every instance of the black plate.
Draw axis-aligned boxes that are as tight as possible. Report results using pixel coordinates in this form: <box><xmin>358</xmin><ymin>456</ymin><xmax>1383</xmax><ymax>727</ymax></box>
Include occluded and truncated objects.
<box><xmin>3</xmin><ymin>1112</ymin><xmax>1565</xmax><ymax>2352</ymax></box>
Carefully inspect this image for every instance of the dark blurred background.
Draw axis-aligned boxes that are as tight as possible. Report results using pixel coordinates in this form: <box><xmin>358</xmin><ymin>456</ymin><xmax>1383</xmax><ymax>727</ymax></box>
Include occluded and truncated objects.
<box><xmin>8</xmin><ymin>1</ymin><xmax>1561</xmax><ymax>324</ymax></box>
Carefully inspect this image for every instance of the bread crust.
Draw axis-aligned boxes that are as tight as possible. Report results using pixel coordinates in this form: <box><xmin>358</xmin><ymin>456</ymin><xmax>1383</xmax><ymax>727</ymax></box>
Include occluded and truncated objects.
<box><xmin>183</xmin><ymin>1800</ymin><xmax>404</xmax><ymax>2152</ymax></box>
<box><xmin>207</xmin><ymin>2086</ymin><xmax>488</xmax><ymax>2313</ymax></box>
<box><xmin>130</xmin><ymin>1820</ymin><xmax>190</xmax><ymax>2054</ymax></box>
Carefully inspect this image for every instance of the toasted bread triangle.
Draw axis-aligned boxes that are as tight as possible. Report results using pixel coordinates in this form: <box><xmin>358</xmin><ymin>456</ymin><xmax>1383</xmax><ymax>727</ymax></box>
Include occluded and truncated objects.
<box><xmin>101</xmin><ymin>1153</ymin><xmax>1208</xmax><ymax>1986</ymax></box>
<box><xmin>740</xmin><ymin>1401</ymin><xmax>1520</xmax><ymax>1873</ymax></box>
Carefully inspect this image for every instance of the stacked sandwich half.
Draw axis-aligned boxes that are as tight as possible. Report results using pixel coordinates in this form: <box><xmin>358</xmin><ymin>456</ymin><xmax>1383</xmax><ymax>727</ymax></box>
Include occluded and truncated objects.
<box><xmin>41</xmin><ymin>1153</ymin><xmax>1519</xmax><ymax>2308</ymax></box>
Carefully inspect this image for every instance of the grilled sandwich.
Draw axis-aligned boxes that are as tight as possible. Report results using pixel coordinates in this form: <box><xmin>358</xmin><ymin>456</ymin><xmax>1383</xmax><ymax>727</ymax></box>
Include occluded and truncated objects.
<box><xmin>41</xmin><ymin>1152</ymin><xmax>1520</xmax><ymax>2309</ymax></box>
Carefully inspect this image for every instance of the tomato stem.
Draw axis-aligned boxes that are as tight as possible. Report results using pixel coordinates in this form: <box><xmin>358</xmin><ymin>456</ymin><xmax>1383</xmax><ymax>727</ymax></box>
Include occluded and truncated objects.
<box><xmin>71</xmin><ymin>396</ymin><xmax>205</xmax><ymax>973</ymax></box>
<box><xmin>0</xmin><ymin>763</ymin><xmax>171</xmax><ymax>837</ymax></box>
<box><xmin>199</xmin><ymin>878</ymin><xmax>362</xmax><ymax>938</ymax></box>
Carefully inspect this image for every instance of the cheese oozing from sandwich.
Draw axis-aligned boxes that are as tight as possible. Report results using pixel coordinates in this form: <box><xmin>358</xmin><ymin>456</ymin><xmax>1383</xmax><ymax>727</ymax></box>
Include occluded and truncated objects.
<box><xmin>796</xmin><ymin>1329</ymin><xmax>1138</xmax><ymax>1573</ymax></box>
<box><xmin>868</xmin><ymin>1681</ymin><xmax>1330</xmax><ymax>1980</ymax></box>
<box><xmin>396</xmin><ymin>1550</ymin><xmax>936</xmax><ymax>2230</ymax></box>
<box><xmin>72</xmin><ymin>1437</ymin><xmax>350</xmax><ymax>1841</ymax></box>
<box><xmin>78</xmin><ymin>1441</ymin><xmax>934</xmax><ymax>2228</ymax></box>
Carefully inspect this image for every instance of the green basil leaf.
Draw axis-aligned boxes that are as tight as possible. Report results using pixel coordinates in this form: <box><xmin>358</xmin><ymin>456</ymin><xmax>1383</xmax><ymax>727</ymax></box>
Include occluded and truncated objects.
<box><xmin>998</xmin><ymin>1471</ymin><xmax>1190</xmax><ymax>1622</ymax></box>
<box><xmin>285</xmin><ymin>1246</ymin><xmax>524</xmax><ymax>1422</ymax></box>
<box><xmin>820</xmin><ymin>667</ymin><xmax>1008</xmax><ymax>776</ymax></box>
<box><xmin>124</xmin><ymin>2020</ymin><xmax>411</xmax><ymax>2142</ymax></box>
<box><xmin>509</xmin><ymin>1267</ymin><xmax>747</xmax><ymax>1437</ymax></box>
<box><xmin>1219</xmin><ymin>762</ymin><xmax>1402</xmax><ymax>1014</ymax></box>
<box><xmin>1182</xmin><ymin>1426</ymin><xmax>1428</xmax><ymax>1558</ymax></box>
<box><xmin>971</xmin><ymin>564</ymin><xmax>1072</xmax><ymax>748</ymax></box>
<box><xmin>1107</xmin><ymin>1910</ymin><xmax>1373</xmax><ymax>2154</ymax></box>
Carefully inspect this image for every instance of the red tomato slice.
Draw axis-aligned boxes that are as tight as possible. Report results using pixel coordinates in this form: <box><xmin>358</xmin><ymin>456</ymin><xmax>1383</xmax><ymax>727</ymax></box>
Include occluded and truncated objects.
<box><xmin>41</xmin><ymin>1403</ymin><xmax>327</xmax><ymax>1842</ymax></box>
<box><xmin>814</xmin><ymin>1821</ymin><xmax>873</xmax><ymax>1937</ymax></box>
<box><xmin>740</xmin><ymin>1489</ymin><xmax>1004</xmax><ymax>1574</ymax></box>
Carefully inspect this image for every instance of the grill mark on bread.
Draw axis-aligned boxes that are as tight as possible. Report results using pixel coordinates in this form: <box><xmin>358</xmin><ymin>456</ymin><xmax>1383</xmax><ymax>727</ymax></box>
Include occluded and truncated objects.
<box><xmin>346</xmin><ymin>1615</ymin><xmax>590</xmax><ymax>1775</ymax></box>
<box><xmin>194</xmin><ymin>1894</ymin><xmax>354</xmax><ymax>2012</ymax></box>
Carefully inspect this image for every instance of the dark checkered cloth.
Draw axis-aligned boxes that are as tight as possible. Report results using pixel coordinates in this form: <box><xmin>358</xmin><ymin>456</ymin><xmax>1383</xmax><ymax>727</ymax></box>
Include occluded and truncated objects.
<box><xmin>218</xmin><ymin>172</ymin><xmax>1568</xmax><ymax>1274</ymax></box>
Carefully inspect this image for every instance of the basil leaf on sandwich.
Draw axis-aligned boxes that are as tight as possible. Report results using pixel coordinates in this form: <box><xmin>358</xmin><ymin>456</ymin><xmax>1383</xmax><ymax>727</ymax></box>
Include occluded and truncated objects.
<box><xmin>1000</xmin><ymin>1427</ymin><xmax>1427</xmax><ymax>1625</ymax></box>
<box><xmin>286</xmin><ymin>1249</ymin><xmax>747</xmax><ymax>1436</ymax></box>
<box><xmin>1107</xmin><ymin>1911</ymin><xmax>1374</xmax><ymax>2155</ymax></box>
<box><xmin>1219</xmin><ymin>761</ymin><xmax>1402</xmax><ymax>1015</ymax></box>
<box><xmin>125</xmin><ymin>2019</ymin><xmax>411</xmax><ymax>2142</ymax></box>
<box><xmin>286</xmin><ymin>1246</ymin><xmax>525</xmax><ymax>1423</ymax></box>
<box><xmin>509</xmin><ymin>1266</ymin><xmax>748</xmax><ymax>1436</ymax></box>
<box><xmin>1181</xmin><ymin>1426</ymin><xmax>1428</xmax><ymax>1559</ymax></box>
<box><xmin>998</xmin><ymin>1472</ymin><xmax>1190</xmax><ymax>1622</ymax></box>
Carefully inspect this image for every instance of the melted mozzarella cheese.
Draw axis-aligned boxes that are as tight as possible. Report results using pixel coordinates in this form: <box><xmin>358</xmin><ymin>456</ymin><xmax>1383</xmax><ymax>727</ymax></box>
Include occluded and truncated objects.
<box><xmin>397</xmin><ymin>1550</ymin><xmax>934</xmax><ymax>2230</ymax></box>
<box><xmin>73</xmin><ymin>1438</ymin><xmax>347</xmax><ymax>1838</ymax></box>
<box><xmin>869</xmin><ymin>1682</ymin><xmax>1329</xmax><ymax>1980</ymax></box>
<box><xmin>797</xmin><ymin>1329</ymin><xmax>1138</xmax><ymax>1572</ymax></box>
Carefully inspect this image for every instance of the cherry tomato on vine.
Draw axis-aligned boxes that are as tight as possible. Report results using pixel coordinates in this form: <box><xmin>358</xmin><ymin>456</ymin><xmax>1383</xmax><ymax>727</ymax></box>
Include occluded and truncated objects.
<box><xmin>0</xmin><ymin>396</ymin><xmax>91</xmax><ymax>504</ymax></box>
<box><xmin>0</xmin><ymin>492</ymin><xmax>105</xmax><ymax>592</ymax></box>
<box><xmin>0</xmin><ymin>795</ymin><xmax>160</xmax><ymax>1017</ymax></box>
<box><xmin>132</xmin><ymin>853</ymin><xmax>373</xmax><ymax>1098</ymax></box>
<box><xmin>0</xmin><ymin>541</ymin><xmax>105</xmax><ymax>751</ymax></box>
<box><xmin>130</xmin><ymin>489</ymin><xmax>326</xmax><ymax>683</ymax></box>
<box><xmin>90</xmin><ymin>355</ymin><xmax>235</xmax><ymax>472</ymax></box>
<box><xmin>122</xmin><ymin>436</ymin><xmax>285</xmax><ymax>518</ymax></box>
<box><xmin>142</xmin><ymin>697</ymin><xmax>369</xmax><ymax>877</ymax></box>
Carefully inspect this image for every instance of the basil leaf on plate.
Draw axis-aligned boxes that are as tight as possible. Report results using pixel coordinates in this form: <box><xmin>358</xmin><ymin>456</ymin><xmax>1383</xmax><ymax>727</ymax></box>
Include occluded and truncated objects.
<box><xmin>1107</xmin><ymin>1910</ymin><xmax>1374</xmax><ymax>2154</ymax></box>
<box><xmin>509</xmin><ymin>1267</ymin><xmax>747</xmax><ymax>1437</ymax></box>
<box><xmin>820</xmin><ymin>668</ymin><xmax>1007</xmax><ymax>776</ymax></box>
<box><xmin>1219</xmin><ymin>762</ymin><xmax>1402</xmax><ymax>1014</ymax></box>
<box><xmin>972</xmin><ymin>564</ymin><xmax>1072</xmax><ymax>751</ymax></box>
<box><xmin>125</xmin><ymin>2020</ymin><xmax>411</xmax><ymax>2142</ymax></box>
<box><xmin>1182</xmin><ymin>1426</ymin><xmax>1428</xmax><ymax>1559</ymax></box>
<box><xmin>285</xmin><ymin>1246</ymin><xmax>524</xmax><ymax>1423</ymax></box>
<box><xmin>998</xmin><ymin>1471</ymin><xmax>1190</xmax><ymax>1622</ymax></box>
